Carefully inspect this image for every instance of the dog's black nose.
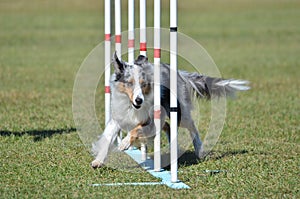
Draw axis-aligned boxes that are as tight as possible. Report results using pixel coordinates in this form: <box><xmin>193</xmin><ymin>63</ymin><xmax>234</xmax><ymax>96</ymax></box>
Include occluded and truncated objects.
<box><xmin>135</xmin><ymin>97</ymin><xmax>143</xmax><ymax>105</ymax></box>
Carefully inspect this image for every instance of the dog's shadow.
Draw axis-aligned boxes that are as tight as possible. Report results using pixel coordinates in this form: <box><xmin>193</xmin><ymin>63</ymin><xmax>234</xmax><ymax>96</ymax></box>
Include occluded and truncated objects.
<box><xmin>0</xmin><ymin>128</ymin><xmax>76</xmax><ymax>141</ymax></box>
<box><xmin>167</xmin><ymin>149</ymin><xmax>249</xmax><ymax>168</ymax></box>
<box><xmin>148</xmin><ymin>149</ymin><xmax>249</xmax><ymax>170</ymax></box>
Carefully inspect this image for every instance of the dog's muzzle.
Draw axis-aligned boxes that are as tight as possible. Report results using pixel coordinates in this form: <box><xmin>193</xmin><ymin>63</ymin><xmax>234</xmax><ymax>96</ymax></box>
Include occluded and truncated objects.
<box><xmin>132</xmin><ymin>97</ymin><xmax>143</xmax><ymax>109</ymax></box>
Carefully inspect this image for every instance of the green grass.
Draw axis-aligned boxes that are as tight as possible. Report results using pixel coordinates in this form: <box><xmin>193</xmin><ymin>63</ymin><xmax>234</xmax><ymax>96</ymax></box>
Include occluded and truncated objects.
<box><xmin>1</xmin><ymin>0</ymin><xmax>299</xmax><ymax>198</ymax></box>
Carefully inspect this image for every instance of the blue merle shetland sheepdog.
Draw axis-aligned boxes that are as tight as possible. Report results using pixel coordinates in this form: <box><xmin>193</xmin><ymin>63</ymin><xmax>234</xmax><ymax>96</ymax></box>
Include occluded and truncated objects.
<box><xmin>91</xmin><ymin>52</ymin><xmax>249</xmax><ymax>168</ymax></box>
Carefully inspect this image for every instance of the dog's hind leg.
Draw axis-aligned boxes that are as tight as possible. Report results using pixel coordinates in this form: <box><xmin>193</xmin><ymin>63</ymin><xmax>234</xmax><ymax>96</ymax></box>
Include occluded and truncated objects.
<box><xmin>91</xmin><ymin>119</ymin><xmax>120</xmax><ymax>168</ymax></box>
<box><xmin>162</xmin><ymin>122</ymin><xmax>171</xmax><ymax>143</ymax></box>
<box><xmin>181</xmin><ymin>119</ymin><xmax>204</xmax><ymax>159</ymax></box>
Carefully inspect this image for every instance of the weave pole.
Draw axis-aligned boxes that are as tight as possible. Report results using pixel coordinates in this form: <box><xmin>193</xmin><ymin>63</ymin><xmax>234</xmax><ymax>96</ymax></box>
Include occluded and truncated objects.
<box><xmin>140</xmin><ymin>0</ymin><xmax>147</xmax><ymax>161</ymax></box>
<box><xmin>153</xmin><ymin>0</ymin><xmax>161</xmax><ymax>172</ymax></box>
<box><xmin>115</xmin><ymin>0</ymin><xmax>121</xmax><ymax>58</ymax></box>
<box><xmin>139</xmin><ymin>0</ymin><xmax>147</xmax><ymax>56</ymax></box>
<box><xmin>104</xmin><ymin>0</ymin><xmax>111</xmax><ymax>125</ymax></box>
<box><xmin>128</xmin><ymin>0</ymin><xmax>135</xmax><ymax>64</ymax></box>
<box><xmin>170</xmin><ymin>0</ymin><xmax>178</xmax><ymax>183</ymax></box>
<box><xmin>114</xmin><ymin>0</ymin><xmax>123</xmax><ymax>144</ymax></box>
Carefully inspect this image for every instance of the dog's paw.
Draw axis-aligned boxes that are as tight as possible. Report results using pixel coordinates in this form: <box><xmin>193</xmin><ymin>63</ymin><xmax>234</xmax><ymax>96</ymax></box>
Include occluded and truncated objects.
<box><xmin>195</xmin><ymin>151</ymin><xmax>206</xmax><ymax>159</ymax></box>
<box><xmin>118</xmin><ymin>136</ymin><xmax>131</xmax><ymax>151</ymax></box>
<box><xmin>91</xmin><ymin>160</ymin><xmax>104</xmax><ymax>169</ymax></box>
<box><xmin>195</xmin><ymin>145</ymin><xmax>208</xmax><ymax>159</ymax></box>
<box><xmin>193</xmin><ymin>138</ymin><xmax>205</xmax><ymax>159</ymax></box>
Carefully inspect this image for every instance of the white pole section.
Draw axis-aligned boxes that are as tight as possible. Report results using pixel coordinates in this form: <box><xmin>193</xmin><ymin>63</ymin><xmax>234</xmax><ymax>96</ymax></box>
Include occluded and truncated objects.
<box><xmin>170</xmin><ymin>0</ymin><xmax>178</xmax><ymax>183</ymax></box>
<box><xmin>139</xmin><ymin>0</ymin><xmax>147</xmax><ymax>161</ymax></box>
<box><xmin>105</xmin><ymin>0</ymin><xmax>111</xmax><ymax>126</ymax></box>
<box><xmin>128</xmin><ymin>0</ymin><xmax>135</xmax><ymax>64</ymax></box>
<box><xmin>153</xmin><ymin>0</ymin><xmax>161</xmax><ymax>172</ymax></box>
<box><xmin>140</xmin><ymin>0</ymin><xmax>147</xmax><ymax>56</ymax></box>
<box><xmin>115</xmin><ymin>0</ymin><xmax>123</xmax><ymax>145</ymax></box>
<box><xmin>115</xmin><ymin>0</ymin><xmax>121</xmax><ymax>58</ymax></box>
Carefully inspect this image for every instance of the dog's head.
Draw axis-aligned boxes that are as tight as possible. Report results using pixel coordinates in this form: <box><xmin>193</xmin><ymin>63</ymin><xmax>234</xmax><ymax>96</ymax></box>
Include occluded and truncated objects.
<box><xmin>112</xmin><ymin>52</ymin><xmax>153</xmax><ymax>110</ymax></box>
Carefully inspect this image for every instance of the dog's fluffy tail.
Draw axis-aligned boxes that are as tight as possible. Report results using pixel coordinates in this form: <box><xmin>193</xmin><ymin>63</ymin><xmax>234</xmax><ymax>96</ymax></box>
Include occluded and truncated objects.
<box><xmin>179</xmin><ymin>71</ymin><xmax>250</xmax><ymax>99</ymax></box>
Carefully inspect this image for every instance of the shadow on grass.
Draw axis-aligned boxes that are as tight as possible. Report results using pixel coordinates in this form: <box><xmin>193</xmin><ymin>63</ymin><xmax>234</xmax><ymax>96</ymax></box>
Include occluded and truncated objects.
<box><xmin>210</xmin><ymin>149</ymin><xmax>249</xmax><ymax>160</ymax></box>
<box><xmin>170</xmin><ymin>149</ymin><xmax>249</xmax><ymax>168</ymax></box>
<box><xmin>0</xmin><ymin>128</ymin><xmax>76</xmax><ymax>141</ymax></box>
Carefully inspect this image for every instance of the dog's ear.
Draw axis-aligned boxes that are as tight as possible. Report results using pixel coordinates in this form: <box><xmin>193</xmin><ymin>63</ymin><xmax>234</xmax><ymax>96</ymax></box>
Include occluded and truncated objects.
<box><xmin>134</xmin><ymin>55</ymin><xmax>148</xmax><ymax>66</ymax></box>
<box><xmin>112</xmin><ymin>51</ymin><xmax>126</xmax><ymax>76</ymax></box>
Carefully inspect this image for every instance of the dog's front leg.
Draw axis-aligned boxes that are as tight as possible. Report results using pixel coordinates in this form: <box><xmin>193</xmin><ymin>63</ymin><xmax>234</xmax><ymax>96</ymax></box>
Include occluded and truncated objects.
<box><xmin>118</xmin><ymin>124</ymin><xmax>143</xmax><ymax>151</ymax></box>
<box><xmin>119</xmin><ymin>122</ymin><xmax>156</xmax><ymax>151</ymax></box>
<box><xmin>118</xmin><ymin>132</ymin><xmax>132</xmax><ymax>151</ymax></box>
<box><xmin>91</xmin><ymin>119</ymin><xmax>120</xmax><ymax>168</ymax></box>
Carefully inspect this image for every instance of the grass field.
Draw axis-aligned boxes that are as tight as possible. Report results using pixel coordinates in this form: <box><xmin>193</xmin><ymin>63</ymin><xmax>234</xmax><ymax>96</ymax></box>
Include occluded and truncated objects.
<box><xmin>1</xmin><ymin>0</ymin><xmax>299</xmax><ymax>198</ymax></box>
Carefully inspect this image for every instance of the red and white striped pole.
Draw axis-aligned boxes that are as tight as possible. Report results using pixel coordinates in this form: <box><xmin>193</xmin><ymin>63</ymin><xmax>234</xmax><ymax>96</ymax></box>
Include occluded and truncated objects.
<box><xmin>128</xmin><ymin>0</ymin><xmax>135</xmax><ymax>64</ymax></box>
<box><xmin>104</xmin><ymin>0</ymin><xmax>111</xmax><ymax>126</ymax></box>
<box><xmin>115</xmin><ymin>0</ymin><xmax>121</xmax><ymax>58</ymax></box>
<box><xmin>114</xmin><ymin>0</ymin><xmax>123</xmax><ymax>144</ymax></box>
<box><xmin>153</xmin><ymin>0</ymin><xmax>161</xmax><ymax>172</ymax></box>
<box><xmin>139</xmin><ymin>0</ymin><xmax>147</xmax><ymax>56</ymax></box>
<box><xmin>140</xmin><ymin>0</ymin><xmax>147</xmax><ymax>161</ymax></box>
<box><xmin>170</xmin><ymin>0</ymin><xmax>178</xmax><ymax>183</ymax></box>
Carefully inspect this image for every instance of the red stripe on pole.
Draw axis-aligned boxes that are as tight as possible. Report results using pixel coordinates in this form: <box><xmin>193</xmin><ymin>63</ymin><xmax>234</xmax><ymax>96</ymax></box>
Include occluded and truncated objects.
<box><xmin>154</xmin><ymin>48</ymin><xmax>161</xmax><ymax>58</ymax></box>
<box><xmin>105</xmin><ymin>86</ymin><xmax>110</xmax><ymax>93</ymax></box>
<box><xmin>140</xmin><ymin>42</ymin><xmax>147</xmax><ymax>52</ymax></box>
<box><xmin>154</xmin><ymin>110</ymin><xmax>161</xmax><ymax>119</ymax></box>
<box><xmin>128</xmin><ymin>39</ymin><xmax>135</xmax><ymax>48</ymax></box>
<box><xmin>105</xmin><ymin>34</ymin><xmax>111</xmax><ymax>41</ymax></box>
<box><xmin>115</xmin><ymin>35</ymin><xmax>121</xmax><ymax>43</ymax></box>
